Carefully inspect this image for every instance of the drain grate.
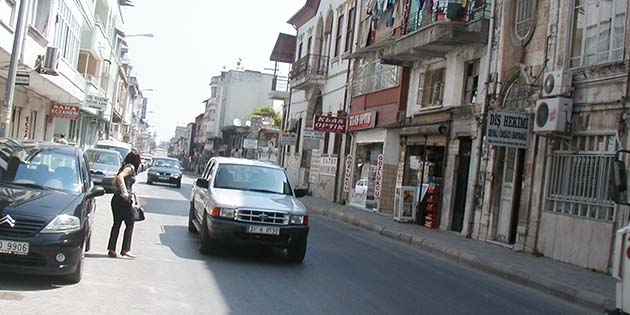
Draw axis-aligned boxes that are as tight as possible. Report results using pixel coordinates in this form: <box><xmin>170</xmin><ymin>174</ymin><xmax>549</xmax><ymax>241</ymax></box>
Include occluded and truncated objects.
<box><xmin>0</xmin><ymin>291</ymin><xmax>24</xmax><ymax>300</ymax></box>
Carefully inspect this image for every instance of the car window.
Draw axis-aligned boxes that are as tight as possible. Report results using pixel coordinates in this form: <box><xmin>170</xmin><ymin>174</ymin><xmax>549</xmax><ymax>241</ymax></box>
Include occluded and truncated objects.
<box><xmin>214</xmin><ymin>164</ymin><xmax>292</xmax><ymax>195</ymax></box>
<box><xmin>0</xmin><ymin>149</ymin><xmax>82</xmax><ymax>193</ymax></box>
<box><xmin>81</xmin><ymin>155</ymin><xmax>91</xmax><ymax>191</ymax></box>
<box><xmin>85</xmin><ymin>150</ymin><xmax>120</xmax><ymax>166</ymax></box>
<box><xmin>152</xmin><ymin>159</ymin><xmax>180</xmax><ymax>169</ymax></box>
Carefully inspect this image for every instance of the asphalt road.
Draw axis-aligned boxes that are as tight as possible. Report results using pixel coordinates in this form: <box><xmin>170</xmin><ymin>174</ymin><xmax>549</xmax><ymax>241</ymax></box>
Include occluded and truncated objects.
<box><xmin>0</xmin><ymin>173</ymin><xmax>595</xmax><ymax>315</ymax></box>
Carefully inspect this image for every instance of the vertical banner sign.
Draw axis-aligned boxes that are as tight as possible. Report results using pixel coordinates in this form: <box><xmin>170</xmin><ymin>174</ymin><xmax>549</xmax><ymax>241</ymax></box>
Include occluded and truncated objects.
<box><xmin>23</xmin><ymin>116</ymin><xmax>30</xmax><ymax>139</ymax></box>
<box><xmin>343</xmin><ymin>155</ymin><xmax>354</xmax><ymax>193</ymax></box>
<box><xmin>374</xmin><ymin>154</ymin><xmax>385</xmax><ymax>198</ymax></box>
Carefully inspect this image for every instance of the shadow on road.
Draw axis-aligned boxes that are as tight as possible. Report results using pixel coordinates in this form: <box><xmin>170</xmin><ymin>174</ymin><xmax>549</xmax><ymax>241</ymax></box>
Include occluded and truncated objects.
<box><xmin>138</xmin><ymin>196</ymin><xmax>189</xmax><ymax>217</ymax></box>
<box><xmin>0</xmin><ymin>272</ymin><xmax>67</xmax><ymax>291</ymax></box>
<box><xmin>158</xmin><ymin>225</ymin><xmax>299</xmax><ymax>267</ymax></box>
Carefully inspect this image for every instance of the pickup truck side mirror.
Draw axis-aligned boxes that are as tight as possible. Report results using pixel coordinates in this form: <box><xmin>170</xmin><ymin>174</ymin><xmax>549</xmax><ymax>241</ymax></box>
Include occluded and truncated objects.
<box><xmin>611</xmin><ymin>160</ymin><xmax>629</xmax><ymax>205</ymax></box>
<box><xmin>294</xmin><ymin>188</ymin><xmax>307</xmax><ymax>198</ymax></box>
<box><xmin>195</xmin><ymin>178</ymin><xmax>209</xmax><ymax>189</ymax></box>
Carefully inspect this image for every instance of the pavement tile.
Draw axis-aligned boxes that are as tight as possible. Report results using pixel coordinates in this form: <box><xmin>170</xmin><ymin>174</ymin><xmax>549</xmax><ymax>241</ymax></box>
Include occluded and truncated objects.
<box><xmin>302</xmin><ymin>196</ymin><xmax>616</xmax><ymax>311</ymax></box>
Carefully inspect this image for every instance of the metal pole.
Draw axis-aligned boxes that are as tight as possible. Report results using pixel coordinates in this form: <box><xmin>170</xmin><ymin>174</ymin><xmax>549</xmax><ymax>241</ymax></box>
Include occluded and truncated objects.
<box><xmin>1</xmin><ymin>0</ymin><xmax>29</xmax><ymax>138</ymax></box>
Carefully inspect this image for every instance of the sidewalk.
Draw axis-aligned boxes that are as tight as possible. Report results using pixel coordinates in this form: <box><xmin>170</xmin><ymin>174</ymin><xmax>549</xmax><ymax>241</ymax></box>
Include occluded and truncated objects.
<box><xmin>302</xmin><ymin>196</ymin><xmax>616</xmax><ymax>311</ymax></box>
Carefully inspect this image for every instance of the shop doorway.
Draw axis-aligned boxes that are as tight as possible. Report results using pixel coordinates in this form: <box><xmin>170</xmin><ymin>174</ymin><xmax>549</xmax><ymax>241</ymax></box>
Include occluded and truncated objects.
<box><xmin>451</xmin><ymin>138</ymin><xmax>472</xmax><ymax>232</ymax></box>
<box><xmin>494</xmin><ymin>147</ymin><xmax>525</xmax><ymax>244</ymax></box>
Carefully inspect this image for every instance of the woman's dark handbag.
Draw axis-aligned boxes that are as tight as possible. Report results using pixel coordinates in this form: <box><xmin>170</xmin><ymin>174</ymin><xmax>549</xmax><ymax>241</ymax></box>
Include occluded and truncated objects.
<box><xmin>131</xmin><ymin>194</ymin><xmax>145</xmax><ymax>222</ymax></box>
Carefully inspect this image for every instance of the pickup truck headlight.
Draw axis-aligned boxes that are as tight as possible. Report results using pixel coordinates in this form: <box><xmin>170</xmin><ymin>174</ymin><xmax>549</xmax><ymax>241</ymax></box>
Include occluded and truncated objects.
<box><xmin>290</xmin><ymin>215</ymin><xmax>308</xmax><ymax>225</ymax></box>
<box><xmin>41</xmin><ymin>214</ymin><xmax>81</xmax><ymax>233</ymax></box>
<box><xmin>211</xmin><ymin>207</ymin><xmax>235</xmax><ymax>219</ymax></box>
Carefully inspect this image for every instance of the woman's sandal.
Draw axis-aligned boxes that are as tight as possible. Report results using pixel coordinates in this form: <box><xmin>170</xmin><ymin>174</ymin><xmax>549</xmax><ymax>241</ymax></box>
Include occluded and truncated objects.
<box><xmin>107</xmin><ymin>250</ymin><xmax>118</xmax><ymax>258</ymax></box>
<box><xmin>121</xmin><ymin>251</ymin><xmax>136</xmax><ymax>259</ymax></box>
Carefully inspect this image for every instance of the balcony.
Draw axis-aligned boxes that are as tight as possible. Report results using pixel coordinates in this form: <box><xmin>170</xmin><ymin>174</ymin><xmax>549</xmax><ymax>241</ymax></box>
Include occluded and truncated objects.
<box><xmin>380</xmin><ymin>0</ymin><xmax>491</xmax><ymax>65</ymax></box>
<box><xmin>290</xmin><ymin>54</ymin><xmax>328</xmax><ymax>90</ymax></box>
<box><xmin>269</xmin><ymin>75</ymin><xmax>290</xmax><ymax>100</ymax></box>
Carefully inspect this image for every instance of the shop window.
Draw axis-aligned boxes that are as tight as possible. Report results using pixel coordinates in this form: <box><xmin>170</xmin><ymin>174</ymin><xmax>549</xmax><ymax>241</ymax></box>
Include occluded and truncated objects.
<box><xmin>345</xmin><ymin>7</ymin><xmax>355</xmax><ymax>53</ymax></box>
<box><xmin>570</xmin><ymin>0</ymin><xmax>626</xmax><ymax>68</ymax></box>
<box><xmin>514</xmin><ymin>0</ymin><xmax>534</xmax><ymax>41</ymax></box>
<box><xmin>403</xmin><ymin>145</ymin><xmax>445</xmax><ymax>187</ymax></box>
<box><xmin>334</xmin><ymin>14</ymin><xmax>344</xmax><ymax>57</ymax></box>
<box><xmin>420</xmin><ymin>68</ymin><xmax>446</xmax><ymax>108</ymax></box>
<box><xmin>462</xmin><ymin>60</ymin><xmax>480</xmax><ymax>104</ymax></box>
<box><xmin>29</xmin><ymin>111</ymin><xmax>38</xmax><ymax>139</ymax></box>
<box><xmin>349</xmin><ymin>143</ymin><xmax>383</xmax><ymax>210</ymax></box>
<box><xmin>545</xmin><ymin>133</ymin><xmax>617</xmax><ymax>222</ymax></box>
<box><xmin>502</xmin><ymin>76</ymin><xmax>530</xmax><ymax>109</ymax></box>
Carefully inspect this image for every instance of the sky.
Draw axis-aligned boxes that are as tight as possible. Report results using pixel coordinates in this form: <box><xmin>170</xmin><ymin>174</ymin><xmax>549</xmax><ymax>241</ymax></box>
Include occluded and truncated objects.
<box><xmin>121</xmin><ymin>0</ymin><xmax>304</xmax><ymax>143</ymax></box>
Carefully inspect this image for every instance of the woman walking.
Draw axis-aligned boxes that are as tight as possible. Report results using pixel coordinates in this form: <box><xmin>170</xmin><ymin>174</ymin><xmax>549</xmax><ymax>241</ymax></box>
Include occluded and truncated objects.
<box><xmin>107</xmin><ymin>150</ymin><xmax>141</xmax><ymax>258</ymax></box>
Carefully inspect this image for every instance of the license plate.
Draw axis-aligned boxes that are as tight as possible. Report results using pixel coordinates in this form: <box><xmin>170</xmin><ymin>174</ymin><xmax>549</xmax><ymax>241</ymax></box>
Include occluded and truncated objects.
<box><xmin>247</xmin><ymin>225</ymin><xmax>280</xmax><ymax>235</ymax></box>
<box><xmin>0</xmin><ymin>239</ymin><xmax>29</xmax><ymax>256</ymax></box>
<box><xmin>93</xmin><ymin>178</ymin><xmax>102</xmax><ymax>184</ymax></box>
<box><xmin>159</xmin><ymin>176</ymin><xmax>169</xmax><ymax>180</ymax></box>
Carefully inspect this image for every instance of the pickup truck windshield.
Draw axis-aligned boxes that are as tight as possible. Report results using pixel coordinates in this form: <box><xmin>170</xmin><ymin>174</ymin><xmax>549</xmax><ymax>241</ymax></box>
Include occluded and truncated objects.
<box><xmin>214</xmin><ymin>164</ymin><xmax>292</xmax><ymax>195</ymax></box>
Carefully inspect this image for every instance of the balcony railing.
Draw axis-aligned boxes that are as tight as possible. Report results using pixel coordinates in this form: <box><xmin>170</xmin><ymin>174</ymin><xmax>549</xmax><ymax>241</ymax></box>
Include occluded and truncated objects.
<box><xmin>272</xmin><ymin>75</ymin><xmax>289</xmax><ymax>92</ymax></box>
<box><xmin>290</xmin><ymin>54</ymin><xmax>329</xmax><ymax>82</ymax></box>
<box><xmin>407</xmin><ymin>0</ymin><xmax>490</xmax><ymax>34</ymax></box>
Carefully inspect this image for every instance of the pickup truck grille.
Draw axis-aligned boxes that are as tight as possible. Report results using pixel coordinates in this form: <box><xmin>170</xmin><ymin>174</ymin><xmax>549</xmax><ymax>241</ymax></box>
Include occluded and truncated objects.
<box><xmin>236</xmin><ymin>209</ymin><xmax>289</xmax><ymax>225</ymax></box>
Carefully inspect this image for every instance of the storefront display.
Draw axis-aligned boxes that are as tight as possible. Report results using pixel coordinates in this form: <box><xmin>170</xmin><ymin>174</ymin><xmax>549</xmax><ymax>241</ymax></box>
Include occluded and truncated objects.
<box><xmin>402</xmin><ymin>145</ymin><xmax>445</xmax><ymax>224</ymax></box>
<box><xmin>349</xmin><ymin>143</ymin><xmax>383</xmax><ymax>210</ymax></box>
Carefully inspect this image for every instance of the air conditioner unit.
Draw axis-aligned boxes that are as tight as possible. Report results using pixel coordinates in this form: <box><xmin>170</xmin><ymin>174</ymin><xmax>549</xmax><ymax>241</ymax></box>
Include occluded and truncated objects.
<box><xmin>542</xmin><ymin>70</ymin><xmax>572</xmax><ymax>97</ymax></box>
<box><xmin>534</xmin><ymin>97</ymin><xmax>573</xmax><ymax>133</ymax></box>
<box><xmin>38</xmin><ymin>46</ymin><xmax>60</xmax><ymax>75</ymax></box>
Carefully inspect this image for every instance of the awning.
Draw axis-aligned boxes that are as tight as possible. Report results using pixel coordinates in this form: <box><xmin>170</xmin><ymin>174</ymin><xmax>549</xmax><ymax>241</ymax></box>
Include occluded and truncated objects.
<box><xmin>80</xmin><ymin>106</ymin><xmax>100</xmax><ymax>117</ymax></box>
<box><xmin>270</xmin><ymin>33</ymin><xmax>296</xmax><ymax>63</ymax></box>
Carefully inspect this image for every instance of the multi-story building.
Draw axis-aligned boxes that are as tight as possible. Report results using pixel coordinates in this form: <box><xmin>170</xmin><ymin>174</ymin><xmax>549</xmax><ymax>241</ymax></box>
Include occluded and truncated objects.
<box><xmin>204</xmin><ymin>69</ymin><xmax>274</xmax><ymax>156</ymax></box>
<box><xmin>283</xmin><ymin>0</ymin><xmax>357</xmax><ymax>201</ymax></box>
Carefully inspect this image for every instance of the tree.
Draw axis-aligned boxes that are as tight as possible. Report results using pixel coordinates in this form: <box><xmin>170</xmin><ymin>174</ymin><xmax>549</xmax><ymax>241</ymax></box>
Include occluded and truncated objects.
<box><xmin>247</xmin><ymin>106</ymin><xmax>282</xmax><ymax>127</ymax></box>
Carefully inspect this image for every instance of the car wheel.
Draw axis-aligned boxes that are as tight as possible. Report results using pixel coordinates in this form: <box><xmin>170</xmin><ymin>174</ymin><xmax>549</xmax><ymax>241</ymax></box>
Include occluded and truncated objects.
<box><xmin>287</xmin><ymin>237</ymin><xmax>307</xmax><ymax>263</ymax></box>
<box><xmin>199</xmin><ymin>211</ymin><xmax>216</xmax><ymax>255</ymax></box>
<box><xmin>147</xmin><ymin>179</ymin><xmax>152</xmax><ymax>185</ymax></box>
<box><xmin>176</xmin><ymin>180</ymin><xmax>181</xmax><ymax>188</ymax></box>
<box><xmin>188</xmin><ymin>202</ymin><xmax>197</xmax><ymax>234</ymax></box>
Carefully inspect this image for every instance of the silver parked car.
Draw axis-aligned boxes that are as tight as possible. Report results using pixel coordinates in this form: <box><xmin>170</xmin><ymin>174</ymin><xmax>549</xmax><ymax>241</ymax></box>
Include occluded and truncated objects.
<box><xmin>189</xmin><ymin>157</ymin><xmax>309</xmax><ymax>262</ymax></box>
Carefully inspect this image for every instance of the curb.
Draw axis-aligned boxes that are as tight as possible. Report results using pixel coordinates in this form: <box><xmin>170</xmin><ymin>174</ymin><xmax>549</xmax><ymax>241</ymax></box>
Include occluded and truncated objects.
<box><xmin>308</xmin><ymin>205</ymin><xmax>614</xmax><ymax>311</ymax></box>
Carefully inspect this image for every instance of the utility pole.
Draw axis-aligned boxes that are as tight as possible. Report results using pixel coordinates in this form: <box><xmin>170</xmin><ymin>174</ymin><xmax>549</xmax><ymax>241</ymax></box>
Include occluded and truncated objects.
<box><xmin>1</xmin><ymin>0</ymin><xmax>29</xmax><ymax>138</ymax></box>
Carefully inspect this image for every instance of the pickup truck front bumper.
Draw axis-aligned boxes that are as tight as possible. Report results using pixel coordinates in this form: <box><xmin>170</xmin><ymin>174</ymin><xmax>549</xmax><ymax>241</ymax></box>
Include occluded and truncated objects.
<box><xmin>206</xmin><ymin>216</ymin><xmax>309</xmax><ymax>248</ymax></box>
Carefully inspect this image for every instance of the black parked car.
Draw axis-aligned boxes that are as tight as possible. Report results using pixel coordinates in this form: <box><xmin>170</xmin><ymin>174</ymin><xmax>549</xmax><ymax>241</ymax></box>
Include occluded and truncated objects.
<box><xmin>146</xmin><ymin>157</ymin><xmax>183</xmax><ymax>188</ymax></box>
<box><xmin>84</xmin><ymin>148</ymin><xmax>122</xmax><ymax>192</ymax></box>
<box><xmin>0</xmin><ymin>139</ymin><xmax>105</xmax><ymax>283</ymax></box>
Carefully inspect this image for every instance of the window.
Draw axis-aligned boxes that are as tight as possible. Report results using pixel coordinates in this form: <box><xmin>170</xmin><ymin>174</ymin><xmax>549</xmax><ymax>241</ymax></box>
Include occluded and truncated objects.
<box><xmin>421</xmin><ymin>68</ymin><xmax>446</xmax><ymax>108</ymax></box>
<box><xmin>345</xmin><ymin>7</ymin><xmax>355</xmax><ymax>53</ymax></box>
<box><xmin>11</xmin><ymin>107</ymin><xmax>21</xmax><ymax>138</ymax></box>
<box><xmin>353</xmin><ymin>58</ymin><xmax>401</xmax><ymax>95</ymax></box>
<box><xmin>545</xmin><ymin>133</ymin><xmax>618</xmax><ymax>222</ymax></box>
<box><xmin>29</xmin><ymin>111</ymin><xmax>38</xmax><ymax>139</ymax></box>
<box><xmin>53</xmin><ymin>0</ymin><xmax>81</xmax><ymax>67</ymax></box>
<box><xmin>463</xmin><ymin>60</ymin><xmax>480</xmax><ymax>104</ymax></box>
<box><xmin>0</xmin><ymin>0</ymin><xmax>16</xmax><ymax>28</ymax></box>
<box><xmin>307</xmin><ymin>36</ymin><xmax>312</xmax><ymax>55</ymax></box>
<box><xmin>334</xmin><ymin>14</ymin><xmax>344</xmax><ymax>57</ymax></box>
<box><xmin>214</xmin><ymin>164</ymin><xmax>292</xmax><ymax>195</ymax></box>
<box><xmin>514</xmin><ymin>0</ymin><xmax>534</xmax><ymax>41</ymax></box>
<box><xmin>570</xmin><ymin>0</ymin><xmax>626</xmax><ymax>68</ymax></box>
<box><xmin>297</xmin><ymin>41</ymin><xmax>303</xmax><ymax>60</ymax></box>
<box><xmin>503</xmin><ymin>76</ymin><xmax>530</xmax><ymax>109</ymax></box>
<box><xmin>211</xmin><ymin>87</ymin><xmax>217</xmax><ymax>98</ymax></box>
<box><xmin>31</xmin><ymin>0</ymin><xmax>52</xmax><ymax>34</ymax></box>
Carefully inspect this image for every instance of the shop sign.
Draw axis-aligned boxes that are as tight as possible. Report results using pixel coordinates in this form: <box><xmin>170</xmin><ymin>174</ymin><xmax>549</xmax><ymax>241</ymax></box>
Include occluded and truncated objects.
<box><xmin>23</xmin><ymin>116</ymin><xmax>30</xmax><ymax>139</ymax></box>
<box><xmin>348</xmin><ymin>111</ymin><xmax>375</xmax><ymax>131</ymax></box>
<box><xmin>50</xmin><ymin>104</ymin><xmax>80</xmax><ymax>120</ymax></box>
<box><xmin>320</xmin><ymin>155</ymin><xmax>337</xmax><ymax>177</ymax></box>
<box><xmin>242</xmin><ymin>138</ymin><xmax>258</xmax><ymax>149</ymax></box>
<box><xmin>303</xmin><ymin>128</ymin><xmax>324</xmax><ymax>140</ymax></box>
<box><xmin>309</xmin><ymin>150</ymin><xmax>321</xmax><ymax>183</ymax></box>
<box><xmin>374</xmin><ymin>154</ymin><xmax>385</xmax><ymax>198</ymax></box>
<box><xmin>396</xmin><ymin>161</ymin><xmax>404</xmax><ymax>187</ymax></box>
<box><xmin>84</xmin><ymin>94</ymin><xmax>109</xmax><ymax>111</ymax></box>
<box><xmin>343</xmin><ymin>155</ymin><xmax>354</xmax><ymax>192</ymax></box>
<box><xmin>280</xmin><ymin>132</ymin><xmax>297</xmax><ymax>145</ymax></box>
<box><xmin>313</xmin><ymin>115</ymin><xmax>347</xmax><ymax>134</ymax></box>
<box><xmin>486</xmin><ymin>110</ymin><xmax>531</xmax><ymax>149</ymax></box>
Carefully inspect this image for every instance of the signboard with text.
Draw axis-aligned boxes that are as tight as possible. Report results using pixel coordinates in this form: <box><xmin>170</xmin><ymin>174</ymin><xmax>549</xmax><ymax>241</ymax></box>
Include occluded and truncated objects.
<box><xmin>348</xmin><ymin>111</ymin><xmax>375</xmax><ymax>131</ymax></box>
<box><xmin>280</xmin><ymin>132</ymin><xmax>297</xmax><ymax>145</ymax></box>
<box><xmin>85</xmin><ymin>94</ymin><xmax>109</xmax><ymax>111</ymax></box>
<box><xmin>320</xmin><ymin>155</ymin><xmax>338</xmax><ymax>177</ymax></box>
<box><xmin>242</xmin><ymin>138</ymin><xmax>258</xmax><ymax>149</ymax></box>
<box><xmin>313</xmin><ymin>115</ymin><xmax>347</xmax><ymax>134</ymax></box>
<box><xmin>343</xmin><ymin>155</ymin><xmax>354</xmax><ymax>192</ymax></box>
<box><xmin>50</xmin><ymin>104</ymin><xmax>80</xmax><ymax>120</ymax></box>
<box><xmin>374</xmin><ymin>154</ymin><xmax>385</xmax><ymax>198</ymax></box>
<box><xmin>309</xmin><ymin>149</ymin><xmax>321</xmax><ymax>183</ymax></box>
<box><xmin>486</xmin><ymin>110</ymin><xmax>531</xmax><ymax>149</ymax></box>
<box><xmin>303</xmin><ymin>128</ymin><xmax>325</xmax><ymax>140</ymax></box>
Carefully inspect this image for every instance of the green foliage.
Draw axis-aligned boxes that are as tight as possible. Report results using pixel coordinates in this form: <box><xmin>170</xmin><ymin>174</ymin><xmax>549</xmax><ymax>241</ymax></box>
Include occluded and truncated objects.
<box><xmin>247</xmin><ymin>106</ymin><xmax>282</xmax><ymax>127</ymax></box>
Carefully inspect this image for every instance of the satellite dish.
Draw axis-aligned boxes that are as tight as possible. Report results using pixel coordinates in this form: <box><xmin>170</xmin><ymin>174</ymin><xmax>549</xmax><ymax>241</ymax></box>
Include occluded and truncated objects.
<box><xmin>245</xmin><ymin>120</ymin><xmax>251</xmax><ymax>127</ymax></box>
<box><xmin>233</xmin><ymin>118</ymin><xmax>242</xmax><ymax>126</ymax></box>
